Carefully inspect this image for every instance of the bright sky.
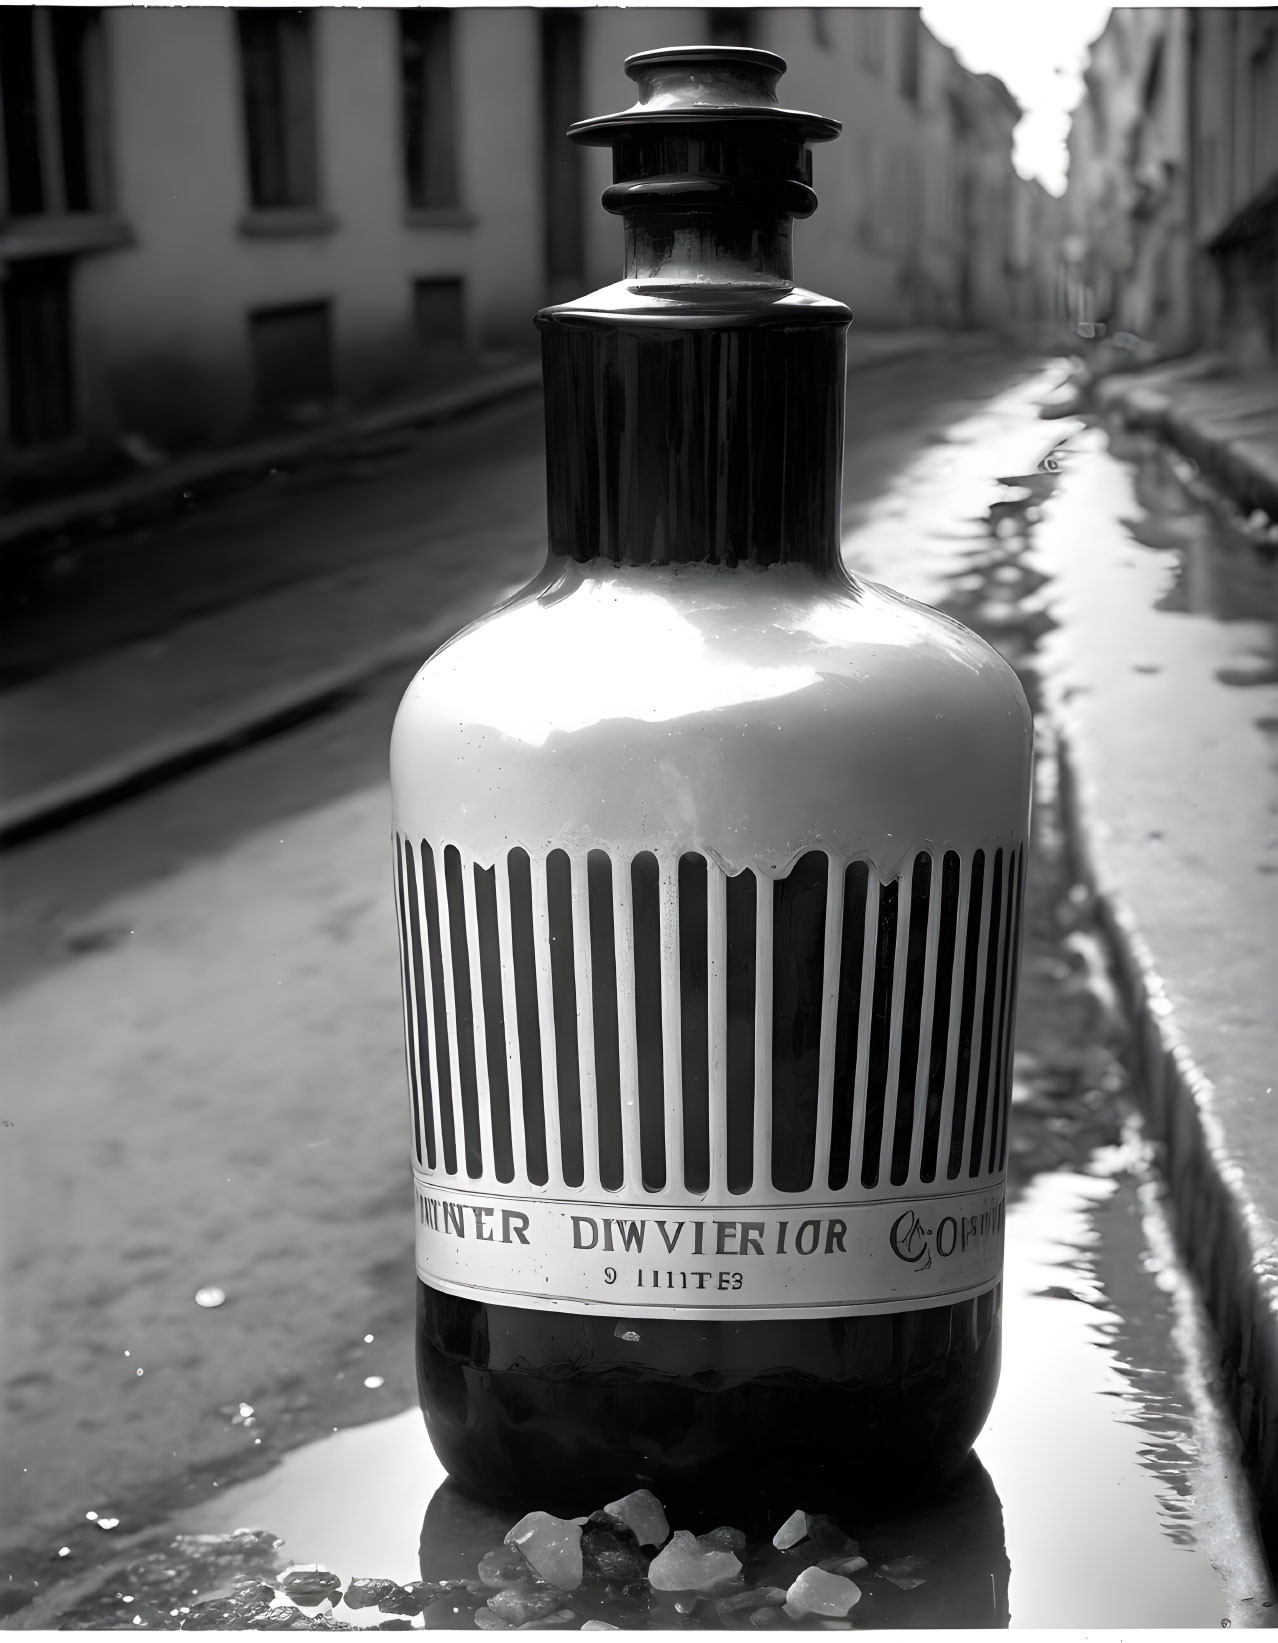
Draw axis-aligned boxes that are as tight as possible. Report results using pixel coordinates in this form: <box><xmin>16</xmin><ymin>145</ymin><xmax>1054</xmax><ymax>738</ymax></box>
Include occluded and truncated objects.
<box><xmin>919</xmin><ymin>0</ymin><xmax>1112</xmax><ymax>195</ymax></box>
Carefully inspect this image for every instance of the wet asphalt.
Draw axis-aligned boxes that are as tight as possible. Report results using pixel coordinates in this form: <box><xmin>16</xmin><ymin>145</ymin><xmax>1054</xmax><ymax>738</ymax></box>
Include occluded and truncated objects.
<box><xmin>1</xmin><ymin>342</ymin><xmax>1274</xmax><ymax>1624</ymax></box>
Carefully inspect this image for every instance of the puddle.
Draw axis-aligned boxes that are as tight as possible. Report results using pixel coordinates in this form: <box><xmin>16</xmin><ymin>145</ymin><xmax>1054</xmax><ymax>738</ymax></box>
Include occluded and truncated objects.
<box><xmin>56</xmin><ymin>1119</ymin><xmax>1258</xmax><ymax>1630</ymax></box>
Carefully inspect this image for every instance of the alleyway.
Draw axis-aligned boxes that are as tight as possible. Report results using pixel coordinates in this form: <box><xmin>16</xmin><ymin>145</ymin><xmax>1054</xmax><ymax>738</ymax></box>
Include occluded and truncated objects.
<box><xmin>2</xmin><ymin>340</ymin><xmax>1275</xmax><ymax>1625</ymax></box>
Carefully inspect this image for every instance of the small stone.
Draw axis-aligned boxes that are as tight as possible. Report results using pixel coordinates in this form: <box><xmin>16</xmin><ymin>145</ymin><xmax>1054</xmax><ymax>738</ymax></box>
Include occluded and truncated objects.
<box><xmin>342</xmin><ymin>1579</ymin><xmax>399</xmax><ymax>1610</ymax></box>
<box><xmin>477</xmin><ymin>1545</ymin><xmax>531</xmax><ymax>1589</ymax></box>
<box><xmin>647</xmin><ymin>1529</ymin><xmax>741</xmax><ymax>1593</ymax></box>
<box><xmin>487</xmin><ymin>1587</ymin><xmax>563</xmax><ymax>1625</ymax></box>
<box><xmin>772</xmin><ymin>1510</ymin><xmax>809</xmax><ymax>1551</ymax></box>
<box><xmin>516</xmin><ymin>1610</ymin><xmax>574</xmax><ymax>1629</ymax></box>
<box><xmin>376</xmin><ymin>1584</ymin><xmax>426</xmax><ymax>1617</ymax></box>
<box><xmin>281</xmin><ymin>1567</ymin><xmax>342</xmax><ymax>1604</ymax></box>
<box><xmin>715</xmin><ymin>1586</ymin><xmax>788</xmax><ymax>1622</ymax></box>
<box><xmin>580</xmin><ymin>1521</ymin><xmax>650</xmax><ymax>1586</ymax></box>
<box><xmin>697</xmin><ymin>1526</ymin><xmax>747</xmax><ymax>1558</ymax></box>
<box><xmin>248</xmin><ymin>1609</ymin><xmax>312</xmax><ymax>1631</ymax></box>
<box><xmin>784</xmin><ymin>1567</ymin><xmax>862</xmax><ymax>1620</ymax></box>
<box><xmin>183</xmin><ymin>1599</ymin><xmax>261</xmax><ymax>1630</ymax></box>
<box><xmin>602</xmin><ymin>1489</ymin><xmax>670</xmax><ymax>1549</ymax></box>
<box><xmin>505</xmin><ymin>1511</ymin><xmax>584</xmax><ymax>1591</ymax></box>
<box><xmin>819</xmin><ymin>1556</ymin><xmax>868</xmax><ymax>1578</ymax></box>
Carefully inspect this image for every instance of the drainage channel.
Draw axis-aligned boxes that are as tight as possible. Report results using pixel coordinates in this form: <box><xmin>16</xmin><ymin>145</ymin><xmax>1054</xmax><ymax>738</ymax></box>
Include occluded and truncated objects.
<box><xmin>27</xmin><ymin>360</ymin><xmax>1275</xmax><ymax>1631</ymax></box>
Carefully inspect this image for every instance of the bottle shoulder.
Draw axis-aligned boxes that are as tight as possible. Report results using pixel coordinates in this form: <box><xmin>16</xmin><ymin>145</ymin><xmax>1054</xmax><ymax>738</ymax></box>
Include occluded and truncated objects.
<box><xmin>390</xmin><ymin>562</ymin><xmax>1032</xmax><ymax>874</ymax></box>
<box><xmin>394</xmin><ymin>559</ymin><xmax>1029</xmax><ymax>749</ymax></box>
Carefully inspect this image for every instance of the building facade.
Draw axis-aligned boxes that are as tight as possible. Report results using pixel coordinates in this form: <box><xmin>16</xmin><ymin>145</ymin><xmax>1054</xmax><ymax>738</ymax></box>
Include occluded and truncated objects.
<box><xmin>1189</xmin><ymin>7</ymin><xmax>1278</xmax><ymax>364</ymax></box>
<box><xmin>1065</xmin><ymin>7</ymin><xmax>1277</xmax><ymax>363</ymax></box>
<box><xmin>0</xmin><ymin>6</ymin><xmax>1051</xmax><ymax>497</ymax></box>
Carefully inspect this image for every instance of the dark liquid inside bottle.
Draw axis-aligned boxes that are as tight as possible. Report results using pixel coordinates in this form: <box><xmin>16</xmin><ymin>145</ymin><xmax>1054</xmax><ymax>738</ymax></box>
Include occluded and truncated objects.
<box><xmin>417</xmin><ymin>1281</ymin><xmax>1001</xmax><ymax>1525</ymax></box>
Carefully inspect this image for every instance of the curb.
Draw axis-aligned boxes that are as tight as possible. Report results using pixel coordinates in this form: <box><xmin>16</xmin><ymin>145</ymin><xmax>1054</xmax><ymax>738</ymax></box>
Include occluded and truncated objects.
<box><xmin>0</xmin><ymin>594</ymin><xmax>511</xmax><ymax>850</ymax></box>
<box><xmin>0</xmin><ymin>360</ymin><xmax>545</xmax><ymax>554</ymax></box>
<box><xmin>0</xmin><ymin>332</ymin><xmax>976</xmax><ymax>559</ymax></box>
<box><xmin>1055</xmin><ymin>729</ymin><xmax>1278</xmax><ymax>1563</ymax></box>
<box><xmin>1094</xmin><ymin>365</ymin><xmax>1278</xmax><ymax>522</ymax></box>
<box><xmin>0</xmin><ymin>331</ymin><xmax>973</xmax><ymax>850</ymax></box>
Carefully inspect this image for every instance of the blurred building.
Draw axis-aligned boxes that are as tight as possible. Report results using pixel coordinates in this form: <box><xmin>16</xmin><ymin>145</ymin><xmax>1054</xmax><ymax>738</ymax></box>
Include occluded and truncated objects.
<box><xmin>0</xmin><ymin>6</ymin><xmax>1054</xmax><ymax>496</ymax></box>
<box><xmin>1065</xmin><ymin>7</ymin><xmax>1277</xmax><ymax>363</ymax></box>
<box><xmin>1190</xmin><ymin>8</ymin><xmax>1278</xmax><ymax>364</ymax></box>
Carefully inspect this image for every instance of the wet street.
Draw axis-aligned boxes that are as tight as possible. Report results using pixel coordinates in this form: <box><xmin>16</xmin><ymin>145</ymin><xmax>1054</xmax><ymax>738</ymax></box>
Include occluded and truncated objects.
<box><xmin>2</xmin><ymin>340</ymin><xmax>1275</xmax><ymax>1626</ymax></box>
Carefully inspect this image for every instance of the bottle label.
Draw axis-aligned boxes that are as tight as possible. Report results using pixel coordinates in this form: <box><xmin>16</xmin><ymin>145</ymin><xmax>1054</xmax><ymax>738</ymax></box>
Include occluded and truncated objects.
<box><xmin>395</xmin><ymin>832</ymin><xmax>1023</xmax><ymax>1321</ymax></box>
<box><xmin>413</xmin><ymin>1175</ymin><xmax>1004</xmax><ymax>1320</ymax></box>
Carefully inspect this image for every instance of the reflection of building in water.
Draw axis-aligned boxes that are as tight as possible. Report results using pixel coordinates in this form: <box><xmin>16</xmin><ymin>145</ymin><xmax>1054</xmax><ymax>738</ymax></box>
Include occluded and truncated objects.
<box><xmin>0</xmin><ymin>7</ymin><xmax>1058</xmax><ymax>490</ymax></box>
<box><xmin>1065</xmin><ymin>7</ymin><xmax>1278</xmax><ymax>363</ymax></box>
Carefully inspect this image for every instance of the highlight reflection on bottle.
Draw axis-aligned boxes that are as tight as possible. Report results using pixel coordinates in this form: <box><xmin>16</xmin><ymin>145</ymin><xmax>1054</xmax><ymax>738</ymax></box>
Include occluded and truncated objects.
<box><xmin>390</xmin><ymin>45</ymin><xmax>1030</xmax><ymax>1521</ymax></box>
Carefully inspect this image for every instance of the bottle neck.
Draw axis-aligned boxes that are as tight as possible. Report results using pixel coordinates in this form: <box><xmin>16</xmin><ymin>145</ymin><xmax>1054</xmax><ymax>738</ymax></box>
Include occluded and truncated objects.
<box><xmin>538</xmin><ymin>273</ymin><xmax>850</xmax><ymax>573</ymax></box>
<box><xmin>624</xmin><ymin>209</ymin><xmax>793</xmax><ymax>286</ymax></box>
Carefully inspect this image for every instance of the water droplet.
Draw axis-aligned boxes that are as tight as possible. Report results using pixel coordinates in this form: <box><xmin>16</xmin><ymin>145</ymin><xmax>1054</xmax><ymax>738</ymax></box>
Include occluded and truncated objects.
<box><xmin>195</xmin><ymin>1286</ymin><xmax>226</xmax><ymax>1309</ymax></box>
<box><xmin>123</xmin><ymin>1350</ymin><xmax>130</xmax><ymax>1357</ymax></box>
<box><xmin>57</xmin><ymin>1547</ymin><xmax>71</xmax><ymax>1559</ymax></box>
<box><xmin>136</xmin><ymin>1368</ymin><xmax>144</xmax><ymax>1377</ymax></box>
<box><xmin>363</xmin><ymin>1334</ymin><xmax>374</xmax><ymax>1344</ymax></box>
<box><xmin>97</xmin><ymin>1518</ymin><xmax>120</xmax><ymax>1532</ymax></box>
<box><xmin>363</xmin><ymin>1375</ymin><xmax>384</xmax><ymax>1390</ymax></box>
<box><xmin>85</xmin><ymin>1511</ymin><xmax>98</xmax><ymax>1522</ymax></box>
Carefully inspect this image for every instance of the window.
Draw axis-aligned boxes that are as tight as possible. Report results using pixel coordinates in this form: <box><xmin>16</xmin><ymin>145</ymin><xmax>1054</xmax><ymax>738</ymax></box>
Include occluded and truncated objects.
<box><xmin>237</xmin><ymin>10</ymin><xmax>319</xmax><ymax>210</ymax></box>
<box><xmin>3</xmin><ymin>257</ymin><xmax>75</xmax><ymax>446</ymax></box>
<box><xmin>249</xmin><ymin>300</ymin><xmax>333</xmax><ymax>417</ymax></box>
<box><xmin>413</xmin><ymin>276</ymin><xmax>466</xmax><ymax>347</ymax></box>
<box><xmin>400</xmin><ymin>10</ymin><xmax>459</xmax><ymax>211</ymax></box>
<box><xmin>706</xmin><ymin>10</ymin><xmax>755</xmax><ymax>49</ymax></box>
<box><xmin>0</xmin><ymin>7</ymin><xmax>107</xmax><ymax>217</ymax></box>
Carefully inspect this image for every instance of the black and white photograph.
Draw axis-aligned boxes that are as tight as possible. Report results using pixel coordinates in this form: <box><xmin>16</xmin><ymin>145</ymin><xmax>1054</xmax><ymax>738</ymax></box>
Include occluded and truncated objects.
<box><xmin>1</xmin><ymin>1</ymin><xmax>1276</xmax><ymax>1632</ymax></box>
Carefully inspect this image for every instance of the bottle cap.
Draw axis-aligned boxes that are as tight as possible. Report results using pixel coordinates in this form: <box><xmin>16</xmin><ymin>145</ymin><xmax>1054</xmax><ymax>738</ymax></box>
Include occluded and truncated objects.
<box><xmin>568</xmin><ymin>45</ymin><xmax>839</xmax><ymax>221</ymax></box>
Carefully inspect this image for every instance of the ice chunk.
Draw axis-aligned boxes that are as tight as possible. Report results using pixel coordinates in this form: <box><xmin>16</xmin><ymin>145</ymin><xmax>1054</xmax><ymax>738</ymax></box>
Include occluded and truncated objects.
<box><xmin>697</xmin><ymin>1526</ymin><xmax>747</xmax><ymax>1558</ymax></box>
<box><xmin>516</xmin><ymin>1609</ymin><xmax>575</xmax><ymax>1629</ymax></box>
<box><xmin>477</xmin><ymin>1545</ymin><xmax>532</xmax><ymax>1589</ymax></box>
<box><xmin>580</xmin><ymin>1623</ymin><xmax>619</xmax><ymax>1631</ymax></box>
<box><xmin>474</xmin><ymin>1611</ymin><xmax>510</xmax><ymax>1630</ymax></box>
<box><xmin>280</xmin><ymin>1566</ymin><xmax>341</xmax><ymax>1605</ymax></box>
<box><xmin>342</xmin><ymin>1579</ymin><xmax>399</xmax><ymax>1610</ymax></box>
<box><xmin>819</xmin><ymin>1555</ymin><xmax>868</xmax><ymax>1578</ymax></box>
<box><xmin>784</xmin><ymin>1566</ymin><xmax>862</xmax><ymax>1619</ymax></box>
<box><xmin>879</xmin><ymin>1553</ymin><xmax>925</xmax><ymax>1590</ymax></box>
<box><xmin>602</xmin><ymin>1488</ymin><xmax>670</xmax><ymax>1549</ymax></box>
<box><xmin>487</xmin><ymin>1587</ymin><xmax>563</xmax><ymax>1625</ymax></box>
<box><xmin>801</xmin><ymin>1517</ymin><xmax>857</xmax><ymax>1560</ymax></box>
<box><xmin>505</xmin><ymin>1512</ymin><xmax>584</xmax><ymax>1591</ymax></box>
<box><xmin>714</xmin><ymin>1586</ymin><xmax>788</xmax><ymax>1623</ymax></box>
<box><xmin>772</xmin><ymin>1510</ymin><xmax>810</xmax><ymax>1551</ymax></box>
<box><xmin>580</xmin><ymin>1520</ymin><xmax>650</xmax><ymax>1586</ymax></box>
<box><xmin>647</xmin><ymin>1529</ymin><xmax>742</xmax><ymax>1593</ymax></box>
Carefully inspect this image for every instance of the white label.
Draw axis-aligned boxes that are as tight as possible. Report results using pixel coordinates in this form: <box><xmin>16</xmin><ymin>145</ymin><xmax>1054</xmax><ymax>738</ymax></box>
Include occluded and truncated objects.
<box><xmin>413</xmin><ymin>1177</ymin><xmax>1004</xmax><ymax>1321</ymax></box>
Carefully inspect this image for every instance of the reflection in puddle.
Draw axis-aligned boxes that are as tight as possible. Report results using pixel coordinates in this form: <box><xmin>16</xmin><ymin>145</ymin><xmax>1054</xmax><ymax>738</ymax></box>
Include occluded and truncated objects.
<box><xmin>163</xmin><ymin>1122</ymin><xmax>1270</xmax><ymax>1628</ymax></box>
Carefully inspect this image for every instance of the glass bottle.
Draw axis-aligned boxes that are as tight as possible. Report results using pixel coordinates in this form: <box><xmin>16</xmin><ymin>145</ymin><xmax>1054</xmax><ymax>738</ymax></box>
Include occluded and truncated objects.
<box><xmin>390</xmin><ymin>45</ymin><xmax>1031</xmax><ymax>1524</ymax></box>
